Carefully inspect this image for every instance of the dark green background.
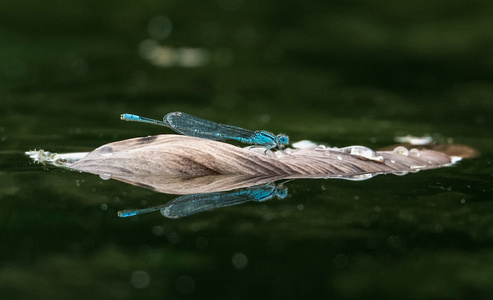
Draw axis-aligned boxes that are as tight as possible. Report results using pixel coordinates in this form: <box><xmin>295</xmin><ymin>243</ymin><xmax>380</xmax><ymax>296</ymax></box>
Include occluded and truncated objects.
<box><xmin>1</xmin><ymin>0</ymin><xmax>492</xmax><ymax>299</ymax></box>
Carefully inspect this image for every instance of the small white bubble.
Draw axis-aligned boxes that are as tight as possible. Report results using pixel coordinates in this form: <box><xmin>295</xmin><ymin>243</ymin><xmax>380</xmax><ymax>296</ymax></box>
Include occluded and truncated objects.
<box><xmin>99</xmin><ymin>146</ymin><xmax>113</xmax><ymax>157</ymax></box>
<box><xmin>100</xmin><ymin>203</ymin><xmax>108</xmax><ymax>211</ymax></box>
<box><xmin>232</xmin><ymin>252</ymin><xmax>248</xmax><ymax>269</ymax></box>
<box><xmin>99</xmin><ymin>173</ymin><xmax>111</xmax><ymax>180</ymax></box>
<box><xmin>393</xmin><ymin>146</ymin><xmax>409</xmax><ymax>156</ymax></box>
<box><xmin>130</xmin><ymin>270</ymin><xmax>150</xmax><ymax>289</ymax></box>
<box><xmin>392</xmin><ymin>171</ymin><xmax>409</xmax><ymax>176</ymax></box>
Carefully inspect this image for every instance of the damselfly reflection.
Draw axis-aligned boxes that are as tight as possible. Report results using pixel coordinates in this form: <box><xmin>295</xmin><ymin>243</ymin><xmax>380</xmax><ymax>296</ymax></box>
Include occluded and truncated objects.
<box><xmin>118</xmin><ymin>182</ymin><xmax>288</xmax><ymax>219</ymax></box>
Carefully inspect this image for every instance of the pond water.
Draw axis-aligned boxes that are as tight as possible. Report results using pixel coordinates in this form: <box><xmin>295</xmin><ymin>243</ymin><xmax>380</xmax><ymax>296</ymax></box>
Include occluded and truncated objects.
<box><xmin>1</xmin><ymin>1</ymin><xmax>493</xmax><ymax>299</ymax></box>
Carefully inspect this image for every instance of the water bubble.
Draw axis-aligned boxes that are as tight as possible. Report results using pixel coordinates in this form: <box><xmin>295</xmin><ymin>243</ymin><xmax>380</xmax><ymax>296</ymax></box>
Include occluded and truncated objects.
<box><xmin>393</xmin><ymin>146</ymin><xmax>409</xmax><ymax>156</ymax></box>
<box><xmin>100</xmin><ymin>203</ymin><xmax>108</xmax><ymax>211</ymax></box>
<box><xmin>392</xmin><ymin>171</ymin><xmax>409</xmax><ymax>176</ymax></box>
<box><xmin>409</xmin><ymin>148</ymin><xmax>421</xmax><ymax>156</ymax></box>
<box><xmin>131</xmin><ymin>270</ymin><xmax>151</xmax><ymax>289</ymax></box>
<box><xmin>345</xmin><ymin>174</ymin><xmax>374</xmax><ymax>181</ymax></box>
<box><xmin>343</xmin><ymin>146</ymin><xmax>384</xmax><ymax>162</ymax></box>
<box><xmin>232</xmin><ymin>252</ymin><xmax>248</xmax><ymax>269</ymax></box>
<box><xmin>99</xmin><ymin>173</ymin><xmax>112</xmax><ymax>180</ymax></box>
<box><xmin>99</xmin><ymin>146</ymin><xmax>113</xmax><ymax>157</ymax></box>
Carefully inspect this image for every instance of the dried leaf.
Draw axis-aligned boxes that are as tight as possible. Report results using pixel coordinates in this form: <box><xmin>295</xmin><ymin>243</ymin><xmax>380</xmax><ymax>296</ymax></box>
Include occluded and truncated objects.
<box><xmin>45</xmin><ymin>134</ymin><xmax>460</xmax><ymax>194</ymax></box>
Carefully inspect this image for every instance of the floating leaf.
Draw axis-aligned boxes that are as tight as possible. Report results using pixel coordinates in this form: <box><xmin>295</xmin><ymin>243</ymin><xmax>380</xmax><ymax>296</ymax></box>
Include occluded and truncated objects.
<box><xmin>27</xmin><ymin>134</ymin><xmax>462</xmax><ymax>194</ymax></box>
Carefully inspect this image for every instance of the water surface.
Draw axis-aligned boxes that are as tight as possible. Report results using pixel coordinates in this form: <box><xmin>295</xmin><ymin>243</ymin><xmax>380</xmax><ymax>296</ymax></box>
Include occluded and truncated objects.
<box><xmin>1</xmin><ymin>1</ymin><xmax>492</xmax><ymax>299</ymax></box>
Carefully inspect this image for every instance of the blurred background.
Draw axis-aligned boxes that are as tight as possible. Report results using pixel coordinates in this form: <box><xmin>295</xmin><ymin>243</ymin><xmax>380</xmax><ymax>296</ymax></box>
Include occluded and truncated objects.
<box><xmin>1</xmin><ymin>0</ymin><xmax>492</xmax><ymax>299</ymax></box>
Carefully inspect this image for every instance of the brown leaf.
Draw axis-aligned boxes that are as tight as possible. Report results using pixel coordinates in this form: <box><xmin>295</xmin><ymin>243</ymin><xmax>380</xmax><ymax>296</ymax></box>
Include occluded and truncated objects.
<box><xmin>64</xmin><ymin>135</ymin><xmax>459</xmax><ymax>194</ymax></box>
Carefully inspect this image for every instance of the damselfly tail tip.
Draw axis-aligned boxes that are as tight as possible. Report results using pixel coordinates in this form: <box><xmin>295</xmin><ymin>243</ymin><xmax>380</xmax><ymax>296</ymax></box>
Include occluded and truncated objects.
<box><xmin>117</xmin><ymin>210</ymin><xmax>137</xmax><ymax>217</ymax></box>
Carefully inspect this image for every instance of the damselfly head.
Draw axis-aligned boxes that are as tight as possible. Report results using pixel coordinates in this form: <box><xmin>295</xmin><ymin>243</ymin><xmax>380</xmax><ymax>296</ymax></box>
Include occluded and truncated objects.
<box><xmin>276</xmin><ymin>185</ymin><xmax>288</xmax><ymax>199</ymax></box>
<box><xmin>277</xmin><ymin>134</ymin><xmax>289</xmax><ymax>145</ymax></box>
